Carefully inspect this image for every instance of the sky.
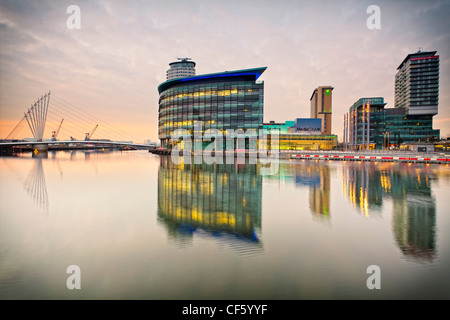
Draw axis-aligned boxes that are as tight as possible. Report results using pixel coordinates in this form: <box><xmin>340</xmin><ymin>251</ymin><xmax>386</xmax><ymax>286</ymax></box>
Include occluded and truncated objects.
<box><xmin>1</xmin><ymin>0</ymin><xmax>449</xmax><ymax>143</ymax></box>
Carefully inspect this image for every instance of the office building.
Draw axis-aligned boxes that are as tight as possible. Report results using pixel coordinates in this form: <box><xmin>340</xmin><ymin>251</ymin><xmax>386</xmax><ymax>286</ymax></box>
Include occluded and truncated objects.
<box><xmin>158</xmin><ymin>64</ymin><xmax>265</xmax><ymax>150</ymax></box>
<box><xmin>310</xmin><ymin>86</ymin><xmax>333</xmax><ymax>135</ymax></box>
<box><xmin>262</xmin><ymin>120</ymin><xmax>337</xmax><ymax>151</ymax></box>
<box><xmin>345</xmin><ymin>97</ymin><xmax>439</xmax><ymax>150</ymax></box>
<box><xmin>275</xmin><ymin>134</ymin><xmax>337</xmax><ymax>151</ymax></box>
<box><xmin>395</xmin><ymin>50</ymin><xmax>439</xmax><ymax>115</ymax></box>
<box><xmin>346</xmin><ymin>97</ymin><xmax>387</xmax><ymax>150</ymax></box>
<box><xmin>346</xmin><ymin>51</ymin><xmax>441</xmax><ymax>150</ymax></box>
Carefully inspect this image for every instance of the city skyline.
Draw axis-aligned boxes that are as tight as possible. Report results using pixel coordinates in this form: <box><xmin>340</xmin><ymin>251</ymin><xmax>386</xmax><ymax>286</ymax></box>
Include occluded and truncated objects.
<box><xmin>1</xmin><ymin>0</ymin><xmax>449</xmax><ymax>143</ymax></box>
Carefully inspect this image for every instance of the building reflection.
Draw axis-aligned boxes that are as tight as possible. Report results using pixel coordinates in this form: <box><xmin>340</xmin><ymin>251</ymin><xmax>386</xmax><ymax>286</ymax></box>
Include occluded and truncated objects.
<box><xmin>157</xmin><ymin>156</ymin><xmax>263</xmax><ymax>255</ymax></box>
<box><xmin>390</xmin><ymin>164</ymin><xmax>436</xmax><ymax>263</ymax></box>
<box><xmin>265</xmin><ymin>160</ymin><xmax>331</xmax><ymax>223</ymax></box>
<box><xmin>392</xmin><ymin>195</ymin><xmax>436</xmax><ymax>262</ymax></box>
<box><xmin>24</xmin><ymin>158</ymin><xmax>48</xmax><ymax>212</ymax></box>
<box><xmin>342</xmin><ymin>162</ymin><xmax>436</xmax><ymax>262</ymax></box>
<box><xmin>297</xmin><ymin>162</ymin><xmax>331</xmax><ymax>223</ymax></box>
<box><xmin>342</xmin><ymin>162</ymin><xmax>384</xmax><ymax>217</ymax></box>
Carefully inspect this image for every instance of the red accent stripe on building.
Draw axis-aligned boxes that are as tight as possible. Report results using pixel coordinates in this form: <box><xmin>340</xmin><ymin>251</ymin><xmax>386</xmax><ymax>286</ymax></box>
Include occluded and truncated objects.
<box><xmin>410</xmin><ymin>55</ymin><xmax>439</xmax><ymax>61</ymax></box>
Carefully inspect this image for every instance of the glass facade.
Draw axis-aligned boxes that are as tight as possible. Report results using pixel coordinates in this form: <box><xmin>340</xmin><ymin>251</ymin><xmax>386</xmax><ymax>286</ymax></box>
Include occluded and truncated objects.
<box><xmin>348</xmin><ymin>97</ymin><xmax>387</xmax><ymax>149</ymax></box>
<box><xmin>263</xmin><ymin>121</ymin><xmax>295</xmax><ymax>134</ymax></box>
<box><xmin>262</xmin><ymin>121</ymin><xmax>337</xmax><ymax>150</ymax></box>
<box><xmin>267</xmin><ymin>134</ymin><xmax>337</xmax><ymax>151</ymax></box>
<box><xmin>384</xmin><ymin>109</ymin><xmax>439</xmax><ymax>146</ymax></box>
<box><xmin>347</xmin><ymin>97</ymin><xmax>440</xmax><ymax>150</ymax></box>
<box><xmin>158</xmin><ymin>68</ymin><xmax>266</xmax><ymax>150</ymax></box>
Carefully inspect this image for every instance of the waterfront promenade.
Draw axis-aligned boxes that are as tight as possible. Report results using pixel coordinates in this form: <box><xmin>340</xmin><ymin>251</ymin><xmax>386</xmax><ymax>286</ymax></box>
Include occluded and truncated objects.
<box><xmin>150</xmin><ymin>148</ymin><xmax>450</xmax><ymax>164</ymax></box>
<box><xmin>284</xmin><ymin>149</ymin><xmax>450</xmax><ymax>164</ymax></box>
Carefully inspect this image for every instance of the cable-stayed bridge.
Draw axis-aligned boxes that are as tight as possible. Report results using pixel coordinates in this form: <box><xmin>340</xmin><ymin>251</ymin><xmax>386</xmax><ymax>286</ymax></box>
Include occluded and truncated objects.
<box><xmin>1</xmin><ymin>91</ymin><xmax>155</xmax><ymax>152</ymax></box>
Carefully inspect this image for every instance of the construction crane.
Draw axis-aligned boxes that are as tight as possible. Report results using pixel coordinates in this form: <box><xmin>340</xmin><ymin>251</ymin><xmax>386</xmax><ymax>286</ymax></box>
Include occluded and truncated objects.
<box><xmin>85</xmin><ymin>124</ymin><xmax>98</xmax><ymax>141</ymax></box>
<box><xmin>52</xmin><ymin>118</ymin><xmax>64</xmax><ymax>141</ymax></box>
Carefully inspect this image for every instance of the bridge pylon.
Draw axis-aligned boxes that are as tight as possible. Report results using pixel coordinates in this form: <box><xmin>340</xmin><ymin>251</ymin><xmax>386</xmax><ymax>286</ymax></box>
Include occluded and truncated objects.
<box><xmin>23</xmin><ymin>91</ymin><xmax>51</xmax><ymax>141</ymax></box>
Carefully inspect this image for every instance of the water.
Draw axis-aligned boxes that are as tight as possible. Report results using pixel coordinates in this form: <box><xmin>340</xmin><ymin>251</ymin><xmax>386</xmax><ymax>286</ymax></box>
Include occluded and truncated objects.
<box><xmin>1</xmin><ymin>150</ymin><xmax>449</xmax><ymax>299</ymax></box>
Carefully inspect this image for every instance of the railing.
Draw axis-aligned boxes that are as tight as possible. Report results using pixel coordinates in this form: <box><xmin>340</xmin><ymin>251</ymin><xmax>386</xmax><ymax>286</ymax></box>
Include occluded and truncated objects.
<box><xmin>278</xmin><ymin>149</ymin><xmax>449</xmax><ymax>156</ymax></box>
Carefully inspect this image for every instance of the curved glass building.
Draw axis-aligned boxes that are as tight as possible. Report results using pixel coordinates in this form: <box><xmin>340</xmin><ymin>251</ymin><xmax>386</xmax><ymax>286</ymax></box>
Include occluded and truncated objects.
<box><xmin>158</xmin><ymin>67</ymin><xmax>266</xmax><ymax>149</ymax></box>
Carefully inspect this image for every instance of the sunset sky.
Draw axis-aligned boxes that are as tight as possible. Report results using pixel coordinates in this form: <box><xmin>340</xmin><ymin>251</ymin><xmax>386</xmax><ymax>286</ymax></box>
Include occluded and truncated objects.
<box><xmin>1</xmin><ymin>0</ymin><xmax>449</xmax><ymax>143</ymax></box>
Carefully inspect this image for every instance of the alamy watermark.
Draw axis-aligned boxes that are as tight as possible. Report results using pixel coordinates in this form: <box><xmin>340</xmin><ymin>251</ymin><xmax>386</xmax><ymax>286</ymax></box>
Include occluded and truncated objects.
<box><xmin>367</xmin><ymin>5</ymin><xmax>381</xmax><ymax>30</ymax></box>
<box><xmin>366</xmin><ymin>265</ymin><xmax>381</xmax><ymax>289</ymax></box>
<box><xmin>170</xmin><ymin>121</ymin><xmax>280</xmax><ymax>175</ymax></box>
<box><xmin>66</xmin><ymin>5</ymin><xmax>81</xmax><ymax>30</ymax></box>
<box><xmin>66</xmin><ymin>265</ymin><xmax>81</xmax><ymax>289</ymax></box>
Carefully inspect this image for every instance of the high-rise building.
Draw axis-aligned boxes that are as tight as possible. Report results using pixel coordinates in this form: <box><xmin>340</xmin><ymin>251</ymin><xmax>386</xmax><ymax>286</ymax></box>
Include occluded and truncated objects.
<box><xmin>310</xmin><ymin>86</ymin><xmax>333</xmax><ymax>135</ymax></box>
<box><xmin>166</xmin><ymin>58</ymin><xmax>196</xmax><ymax>80</ymax></box>
<box><xmin>345</xmin><ymin>50</ymin><xmax>441</xmax><ymax>151</ymax></box>
<box><xmin>395</xmin><ymin>50</ymin><xmax>439</xmax><ymax>115</ymax></box>
<box><xmin>158</xmin><ymin>65</ymin><xmax>266</xmax><ymax>150</ymax></box>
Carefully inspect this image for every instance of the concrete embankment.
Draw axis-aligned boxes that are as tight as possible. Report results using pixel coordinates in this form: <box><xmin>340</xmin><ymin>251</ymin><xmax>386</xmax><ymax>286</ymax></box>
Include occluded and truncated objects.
<box><xmin>286</xmin><ymin>151</ymin><xmax>450</xmax><ymax>164</ymax></box>
<box><xmin>148</xmin><ymin>149</ymin><xmax>450</xmax><ymax>164</ymax></box>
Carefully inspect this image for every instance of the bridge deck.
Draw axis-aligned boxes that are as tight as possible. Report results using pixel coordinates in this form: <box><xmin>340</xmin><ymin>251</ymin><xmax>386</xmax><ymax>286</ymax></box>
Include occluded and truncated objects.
<box><xmin>0</xmin><ymin>140</ymin><xmax>154</xmax><ymax>149</ymax></box>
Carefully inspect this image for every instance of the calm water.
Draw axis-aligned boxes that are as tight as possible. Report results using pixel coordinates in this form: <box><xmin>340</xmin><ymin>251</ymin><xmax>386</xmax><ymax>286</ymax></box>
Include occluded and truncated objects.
<box><xmin>1</xmin><ymin>150</ymin><xmax>449</xmax><ymax>299</ymax></box>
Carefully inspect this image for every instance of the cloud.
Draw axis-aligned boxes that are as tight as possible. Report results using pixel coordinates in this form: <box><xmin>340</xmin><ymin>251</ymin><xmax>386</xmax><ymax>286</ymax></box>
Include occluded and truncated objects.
<box><xmin>0</xmin><ymin>0</ymin><xmax>449</xmax><ymax>142</ymax></box>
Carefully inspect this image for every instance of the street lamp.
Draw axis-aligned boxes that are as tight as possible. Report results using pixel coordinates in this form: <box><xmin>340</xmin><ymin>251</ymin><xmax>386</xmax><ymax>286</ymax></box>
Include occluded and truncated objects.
<box><xmin>383</xmin><ymin>132</ymin><xmax>390</xmax><ymax>151</ymax></box>
<box><xmin>387</xmin><ymin>132</ymin><xmax>390</xmax><ymax>150</ymax></box>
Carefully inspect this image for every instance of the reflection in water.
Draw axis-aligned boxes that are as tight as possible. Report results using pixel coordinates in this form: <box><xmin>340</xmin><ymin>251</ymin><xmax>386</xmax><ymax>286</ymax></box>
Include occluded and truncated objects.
<box><xmin>265</xmin><ymin>161</ymin><xmax>331</xmax><ymax>223</ymax></box>
<box><xmin>24</xmin><ymin>158</ymin><xmax>48</xmax><ymax>212</ymax></box>
<box><xmin>157</xmin><ymin>156</ymin><xmax>262</xmax><ymax>255</ymax></box>
<box><xmin>305</xmin><ymin>163</ymin><xmax>330</xmax><ymax>223</ymax></box>
<box><xmin>393</xmin><ymin>195</ymin><xmax>436</xmax><ymax>262</ymax></box>
<box><xmin>342</xmin><ymin>162</ymin><xmax>384</xmax><ymax>217</ymax></box>
<box><xmin>342</xmin><ymin>162</ymin><xmax>436</xmax><ymax>262</ymax></box>
<box><xmin>390</xmin><ymin>165</ymin><xmax>436</xmax><ymax>263</ymax></box>
<box><xmin>1</xmin><ymin>151</ymin><xmax>449</xmax><ymax>299</ymax></box>
<box><xmin>10</xmin><ymin>149</ymin><xmax>111</xmax><ymax>212</ymax></box>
